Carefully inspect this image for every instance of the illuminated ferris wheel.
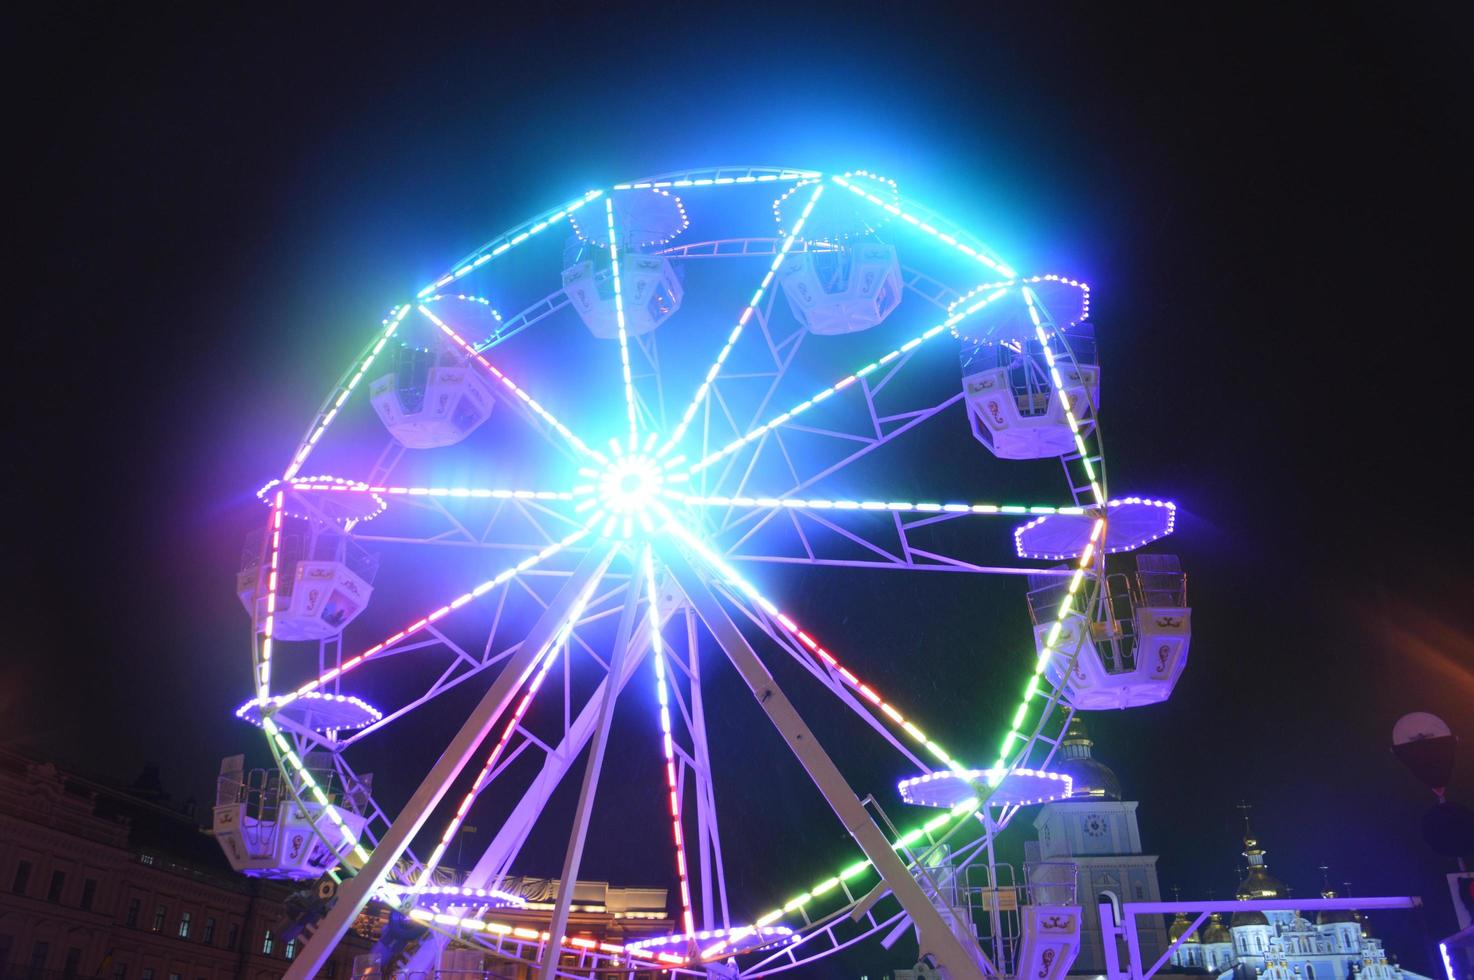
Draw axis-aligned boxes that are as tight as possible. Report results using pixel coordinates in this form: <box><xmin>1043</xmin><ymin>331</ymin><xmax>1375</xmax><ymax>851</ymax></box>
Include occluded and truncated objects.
<box><xmin>213</xmin><ymin>166</ymin><xmax>1191</xmax><ymax>980</ymax></box>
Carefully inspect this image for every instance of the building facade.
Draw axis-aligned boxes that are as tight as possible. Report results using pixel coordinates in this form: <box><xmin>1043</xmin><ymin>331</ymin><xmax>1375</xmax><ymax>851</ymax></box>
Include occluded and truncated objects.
<box><xmin>0</xmin><ymin>749</ymin><xmax>371</xmax><ymax>979</ymax></box>
<box><xmin>1168</xmin><ymin>822</ymin><xmax>1425</xmax><ymax>980</ymax></box>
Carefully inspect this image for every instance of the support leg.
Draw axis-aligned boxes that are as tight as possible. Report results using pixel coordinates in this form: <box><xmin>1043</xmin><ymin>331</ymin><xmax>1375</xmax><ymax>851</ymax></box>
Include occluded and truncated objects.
<box><xmin>664</xmin><ymin>547</ymin><xmax>988</xmax><ymax>980</ymax></box>
<box><xmin>282</xmin><ymin>546</ymin><xmax>612</xmax><ymax>980</ymax></box>
<box><xmin>537</xmin><ymin>558</ymin><xmax>644</xmax><ymax>979</ymax></box>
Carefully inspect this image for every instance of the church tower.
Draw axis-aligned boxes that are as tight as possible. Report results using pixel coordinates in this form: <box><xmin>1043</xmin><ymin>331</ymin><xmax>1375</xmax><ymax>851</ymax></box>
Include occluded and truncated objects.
<box><xmin>1028</xmin><ymin>717</ymin><xmax>1167</xmax><ymax>973</ymax></box>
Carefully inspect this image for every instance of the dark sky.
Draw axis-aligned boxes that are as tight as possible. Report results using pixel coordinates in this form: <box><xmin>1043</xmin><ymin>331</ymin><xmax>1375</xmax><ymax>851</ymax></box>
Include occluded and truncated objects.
<box><xmin>7</xmin><ymin>3</ymin><xmax>1472</xmax><ymax>974</ymax></box>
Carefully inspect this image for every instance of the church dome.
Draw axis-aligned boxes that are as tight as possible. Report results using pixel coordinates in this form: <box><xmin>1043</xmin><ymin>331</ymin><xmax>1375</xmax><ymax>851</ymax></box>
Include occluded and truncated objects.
<box><xmin>1203</xmin><ymin>913</ymin><xmax>1232</xmax><ymax>944</ymax></box>
<box><xmin>1169</xmin><ymin>911</ymin><xmax>1201</xmax><ymax>943</ymax></box>
<box><xmin>1054</xmin><ymin>716</ymin><xmax>1122</xmax><ymax>801</ymax></box>
<box><xmin>1231</xmin><ymin>908</ymin><xmax>1269</xmax><ymax>928</ymax></box>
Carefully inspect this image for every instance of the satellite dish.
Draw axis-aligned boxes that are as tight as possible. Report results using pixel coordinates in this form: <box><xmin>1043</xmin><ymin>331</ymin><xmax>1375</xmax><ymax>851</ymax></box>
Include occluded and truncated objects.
<box><xmin>1391</xmin><ymin>712</ymin><xmax>1458</xmax><ymax>794</ymax></box>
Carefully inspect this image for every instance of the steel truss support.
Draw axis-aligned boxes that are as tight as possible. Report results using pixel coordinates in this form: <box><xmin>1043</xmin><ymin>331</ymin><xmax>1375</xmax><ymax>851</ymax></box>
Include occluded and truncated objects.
<box><xmin>397</xmin><ymin>581</ymin><xmax>678</xmax><ymax>974</ymax></box>
<box><xmin>282</xmin><ymin>546</ymin><xmax>613</xmax><ymax>980</ymax></box>
<box><xmin>537</xmin><ymin>573</ymin><xmax>643</xmax><ymax>978</ymax></box>
<box><xmin>663</xmin><ymin>547</ymin><xmax>988</xmax><ymax>980</ymax></box>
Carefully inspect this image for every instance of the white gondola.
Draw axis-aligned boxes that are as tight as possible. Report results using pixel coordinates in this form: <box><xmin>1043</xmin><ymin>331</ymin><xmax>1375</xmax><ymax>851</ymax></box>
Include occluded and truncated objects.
<box><xmin>237</xmin><ymin>517</ymin><xmax>377</xmax><ymax>641</ymax></box>
<box><xmin>778</xmin><ymin>243</ymin><xmax>903</xmax><ymax>334</ymax></box>
<box><xmin>369</xmin><ymin>343</ymin><xmax>496</xmax><ymax>449</ymax></box>
<box><xmin>962</xmin><ymin>323</ymin><xmax>1099</xmax><ymax>459</ymax></box>
<box><xmin>212</xmin><ymin>754</ymin><xmax>369</xmax><ymax>879</ymax></box>
<box><xmin>1027</xmin><ymin>553</ymin><xmax>1190</xmax><ymax>710</ymax></box>
<box><xmin>562</xmin><ymin>244</ymin><xmax>684</xmax><ymax>339</ymax></box>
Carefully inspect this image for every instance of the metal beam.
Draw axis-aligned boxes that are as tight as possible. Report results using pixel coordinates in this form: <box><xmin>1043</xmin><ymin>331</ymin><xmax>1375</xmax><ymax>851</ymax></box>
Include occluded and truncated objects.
<box><xmin>282</xmin><ymin>546</ymin><xmax>613</xmax><ymax>980</ymax></box>
<box><xmin>664</xmin><ymin>546</ymin><xmax>988</xmax><ymax>980</ymax></box>
<box><xmin>537</xmin><ymin>571</ymin><xmax>643</xmax><ymax>979</ymax></box>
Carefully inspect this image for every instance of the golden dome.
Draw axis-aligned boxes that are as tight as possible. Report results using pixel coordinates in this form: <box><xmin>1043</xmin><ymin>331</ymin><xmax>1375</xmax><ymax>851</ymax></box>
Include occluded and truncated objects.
<box><xmin>1169</xmin><ymin>911</ymin><xmax>1201</xmax><ymax>943</ymax></box>
<box><xmin>1232</xmin><ymin>908</ymin><xmax>1269</xmax><ymax>928</ymax></box>
<box><xmin>1203</xmin><ymin>913</ymin><xmax>1232</xmax><ymax>944</ymax></box>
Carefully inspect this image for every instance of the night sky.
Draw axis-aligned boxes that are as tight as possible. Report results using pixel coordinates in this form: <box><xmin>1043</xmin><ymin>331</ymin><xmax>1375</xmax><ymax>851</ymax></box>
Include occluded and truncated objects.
<box><xmin>8</xmin><ymin>4</ymin><xmax>1472</xmax><ymax>974</ymax></box>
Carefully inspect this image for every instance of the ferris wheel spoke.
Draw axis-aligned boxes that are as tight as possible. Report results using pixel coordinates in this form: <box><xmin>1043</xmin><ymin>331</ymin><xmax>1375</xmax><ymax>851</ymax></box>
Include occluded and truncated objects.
<box><xmin>285</xmin><ymin>546</ymin><xmax>617</xmax><ymax>979</ymax></box>
<box><xmin>642</xmin><ymin>548</ymin><xmax>698</xmax><ymax>938</ymax></box>
<box><xmin>660</xmin><ymin>182</ymin><xmax>825</xmax><ymax>457</ymax></box>
<box><xmin>270</xmin><ymin>527</ymin><xmax>589</xmax><ymax>708</ymax></box>
<box><xmin>688</xmin><ymin>288</ymin><xmax>1011</xmax><ymax>477</ymax></box>
<box><xmin>829</xmin><ymin>174</ymin><xmax>1017</xmax><ymax>279</ymax></box>
<box><xmin>419</xmin><ymin>303</ymin><xmax>608</xmax><ymax>465</ymax></box>
<box><xmin>601</xmin><ymin>196</ymin><xmax>643</xmax><ymax>452</ymax></box>
<box><xmin>711</xmin><ymin>579</ymin><xmax>930</xmax><ymax>776</ymax></box>
<box><xmin>660</xmin><ymin>546</ymin><xmax>989</xmax><ymax>978</ymax></box>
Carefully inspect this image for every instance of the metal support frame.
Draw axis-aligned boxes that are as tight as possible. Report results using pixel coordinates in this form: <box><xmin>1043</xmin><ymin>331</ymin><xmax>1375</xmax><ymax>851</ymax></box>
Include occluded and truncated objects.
<box><xmin>537</xmin><ymin>571</ymin><xmax>644</xmax><ymax>978</ymax></box>
<box><xmin>1097</xmin><ymin>898</ymin><xmax>1422</xmax><ymax>980</ymax></box>
<box><xmin>665</xmin><ymin>546</ymin><xmax>988</xmax><ymax>980</ymax></box>
<box><xmin>283</xmin><ymin>547</ymin><xmax>612</xmax><ymax>980</ymax></box>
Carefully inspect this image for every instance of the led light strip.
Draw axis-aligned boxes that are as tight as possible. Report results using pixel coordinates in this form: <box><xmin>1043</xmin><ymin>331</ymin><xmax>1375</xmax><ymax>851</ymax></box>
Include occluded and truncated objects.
<box><xmin>947</xmin><ymin>274</ymin><xmax>1091</xmax><ymax>342</ymax></box>
<box><xmin>285</xmin><ymin>481</ymin><xmax>573</xmax><ymax>502</ymax></box>
<box><xmin>417</xmin><ymin>190</ymin><xmax>603</xmax><ymax>298</ymax></box>
<box><xmin>643</xmin><ymin>548</ymin><xmax>697</xmax><ymax>937</ymax></box>
<box><xmin>604</xmin><ymin>198</ymin><xmax>640</xmax><ymax>451</ymax></box>
<box><xmin>661</xmin><ymin>511</ymin><xmax>965</xmax><ymax>775</ymax></box>
<box><xmin>1022</xmin><ymin>286</ymin><xmax>1105</xmax><ymax>506</ymax></box>
<box><xmin>571</xmin><ymin>188</ymin><xmax>688</xmax><ymax>248</ymax></box>
<box><xmin>419</xmin><ymin>304</ymin><xmax>607</xmax><ymax>464</ymax></box>
<box><xmin>406</xmin><ymin>907</ymin><xmax>680</xmax><ymax>965</ymax></box>
<box><xmin>990</xmin><ymin>517</ymin><xmax>1104</xmax><ymax>776</ymax></box>
<box><xmin>274</xmin><ymin>528</ymin><xmax>588</xmax><ymax>708</ymax></box>
<box><xmin>665</xmin><ymin>491</ymin><xmax>1083</xmax><ymax>517</ymax></box>
<box><xmin>613</xmin><ymin>170</ymin><xmax>820</xmax><ymax>190</ymax></box>
<box><xmin>896</xmin><ymin>767</ymin><xmax>1072</xmax><ymax>808</ymax></box>
<box><xmin>422</xmin><ymin>293</ymin><xmax>502</xmax><ymax>318</ymax></box>
<box><xmin>235</xmin><ymin>692</ymin><xmax>384</xmax><ymax>730</ymax></box>
<box><xmin>687</xmin><ymin>288</ymin><xmax>1011</xmax><ymax>474</ymax></box>
<box><xmin>413</xmin><ymin>552</ymin><xmax>613</xmax><ymax>890</ymax></box>
<box><xmin>772</xmin><ymin>172</ymin><xmax>895</xmax><ymax>241</ymax></box>
<box><xmin>830</xmin><ymin>174</ymin><xmax>1018</xmax><ymax>279</ymax></box>
<box><xmin>283</xmin><ymin>305</ymin><xmax>411</xmax><ymax>482</ymax></box>
<box><xmin>375</xmin><ymin>883</ymin><xmax>525</xmax><ymax>908</ymax></box>
<box><xmin>246</xmin><ymin>488</ymin><xmax>375</xmax><ymax>872</ymax></box>
<box><xmin>1014</xmin><ymin>497</ymin><xmax>1176</xmax><ymax>560</ymax></box>
<box><xmin>659</xmin><ymin>182</ymin><xmax>826</xmax><ymax>456</ymax></box>
<box><xmin>255</xmin><ymin>491</ymin><xmax>287</xmax><ymax>698</ymax></box>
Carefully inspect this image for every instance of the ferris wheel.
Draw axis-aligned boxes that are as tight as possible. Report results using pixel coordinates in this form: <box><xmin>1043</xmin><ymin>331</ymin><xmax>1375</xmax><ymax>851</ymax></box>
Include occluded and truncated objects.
<box><xmin>213</xmin><ymin>166</ymin><xmax>1191</xmax><ymax>980</ymax></box>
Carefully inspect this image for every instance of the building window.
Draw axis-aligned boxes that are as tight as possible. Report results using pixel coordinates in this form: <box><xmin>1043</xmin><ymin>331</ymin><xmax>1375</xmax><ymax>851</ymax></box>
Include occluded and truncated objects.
<box><xmin>141</xmin><ymin>970</ymin><xmax>154</xmax><ymax>980</ymax></box>
<box><xmin>168</xmin><ymin>973</ymin><xmax>180</xmax><ymax>980</ymax></box>
<box><xmin>323</xmin><ymin>959</ymin><xmax>337</xmax><ymax>979</ymax></box>
<box><xmin>112</xmin><ymin>964</ymin><xmax>128</xmax><ymax>980</ymax></box>
<box><xmin>80</xmin><ymin>878</ymin><xmax>97</xmax><ymax>912</ymax></box>
<box><xmin>178</xmin><ymin>910</ymin><xmax>192</xmax><ymax>939</ymax></box>
<box><xmin>262</xmin><ymin>930</ymin><xmax>274</xmax><ymax>955</ymax></box>
<box><xmin>152</xmin><ymin>904</ymin><xmax>167</xmax><ymax>932</ymax></box>
<box><xmin>202</xmin><ymin>918</ymin><xmax>216</xmax><ymax>944</ymax></box>
<box><xmin>226</xmin><ymin>923</ymin><xmax>239</xmax><ymax>951</ymax></box>
<box><xmin>63</xmin><ymin>946</ymin><xmax>82</xmax><ymax>978</ymax></box>
<box><xmin>11</xmin><ymin>860</ymin><xmax>32</xmax><ymax>895</ymax></box>
<box><xmin>285</xmin><ymin>938</ymin><xmax>297</xmax><ymax>961</ymax></box>
<box><xmin>126</xmin><ymin>898</ymin><xmax>140</xmax><ymax>927</ymax></box>
<box><xmin>1307</xmin><ymin>965</ymin><xmax>1316</xmax><ymax>980</ymax></box>
<box><xmin>29</xmin><ymin>942</ymin><xmax>50</xmax><ymax>973</ymax></box>
<box><xmin>139</xmin><ymin>854</ymin><xmax>155</xmax><ymax>866</ymax></box>
<box><xmin>48</xmin><ymin>870</ymin><xmax>67</xmax><ymax>903</ymax></box>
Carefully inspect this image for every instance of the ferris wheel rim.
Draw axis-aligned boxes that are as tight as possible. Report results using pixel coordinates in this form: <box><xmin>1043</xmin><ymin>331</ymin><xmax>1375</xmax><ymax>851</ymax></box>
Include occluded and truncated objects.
<box><xmin>240</xmin><ymin>167</ymin><xmax>1121</xmax><ymax>979</ymax></box>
